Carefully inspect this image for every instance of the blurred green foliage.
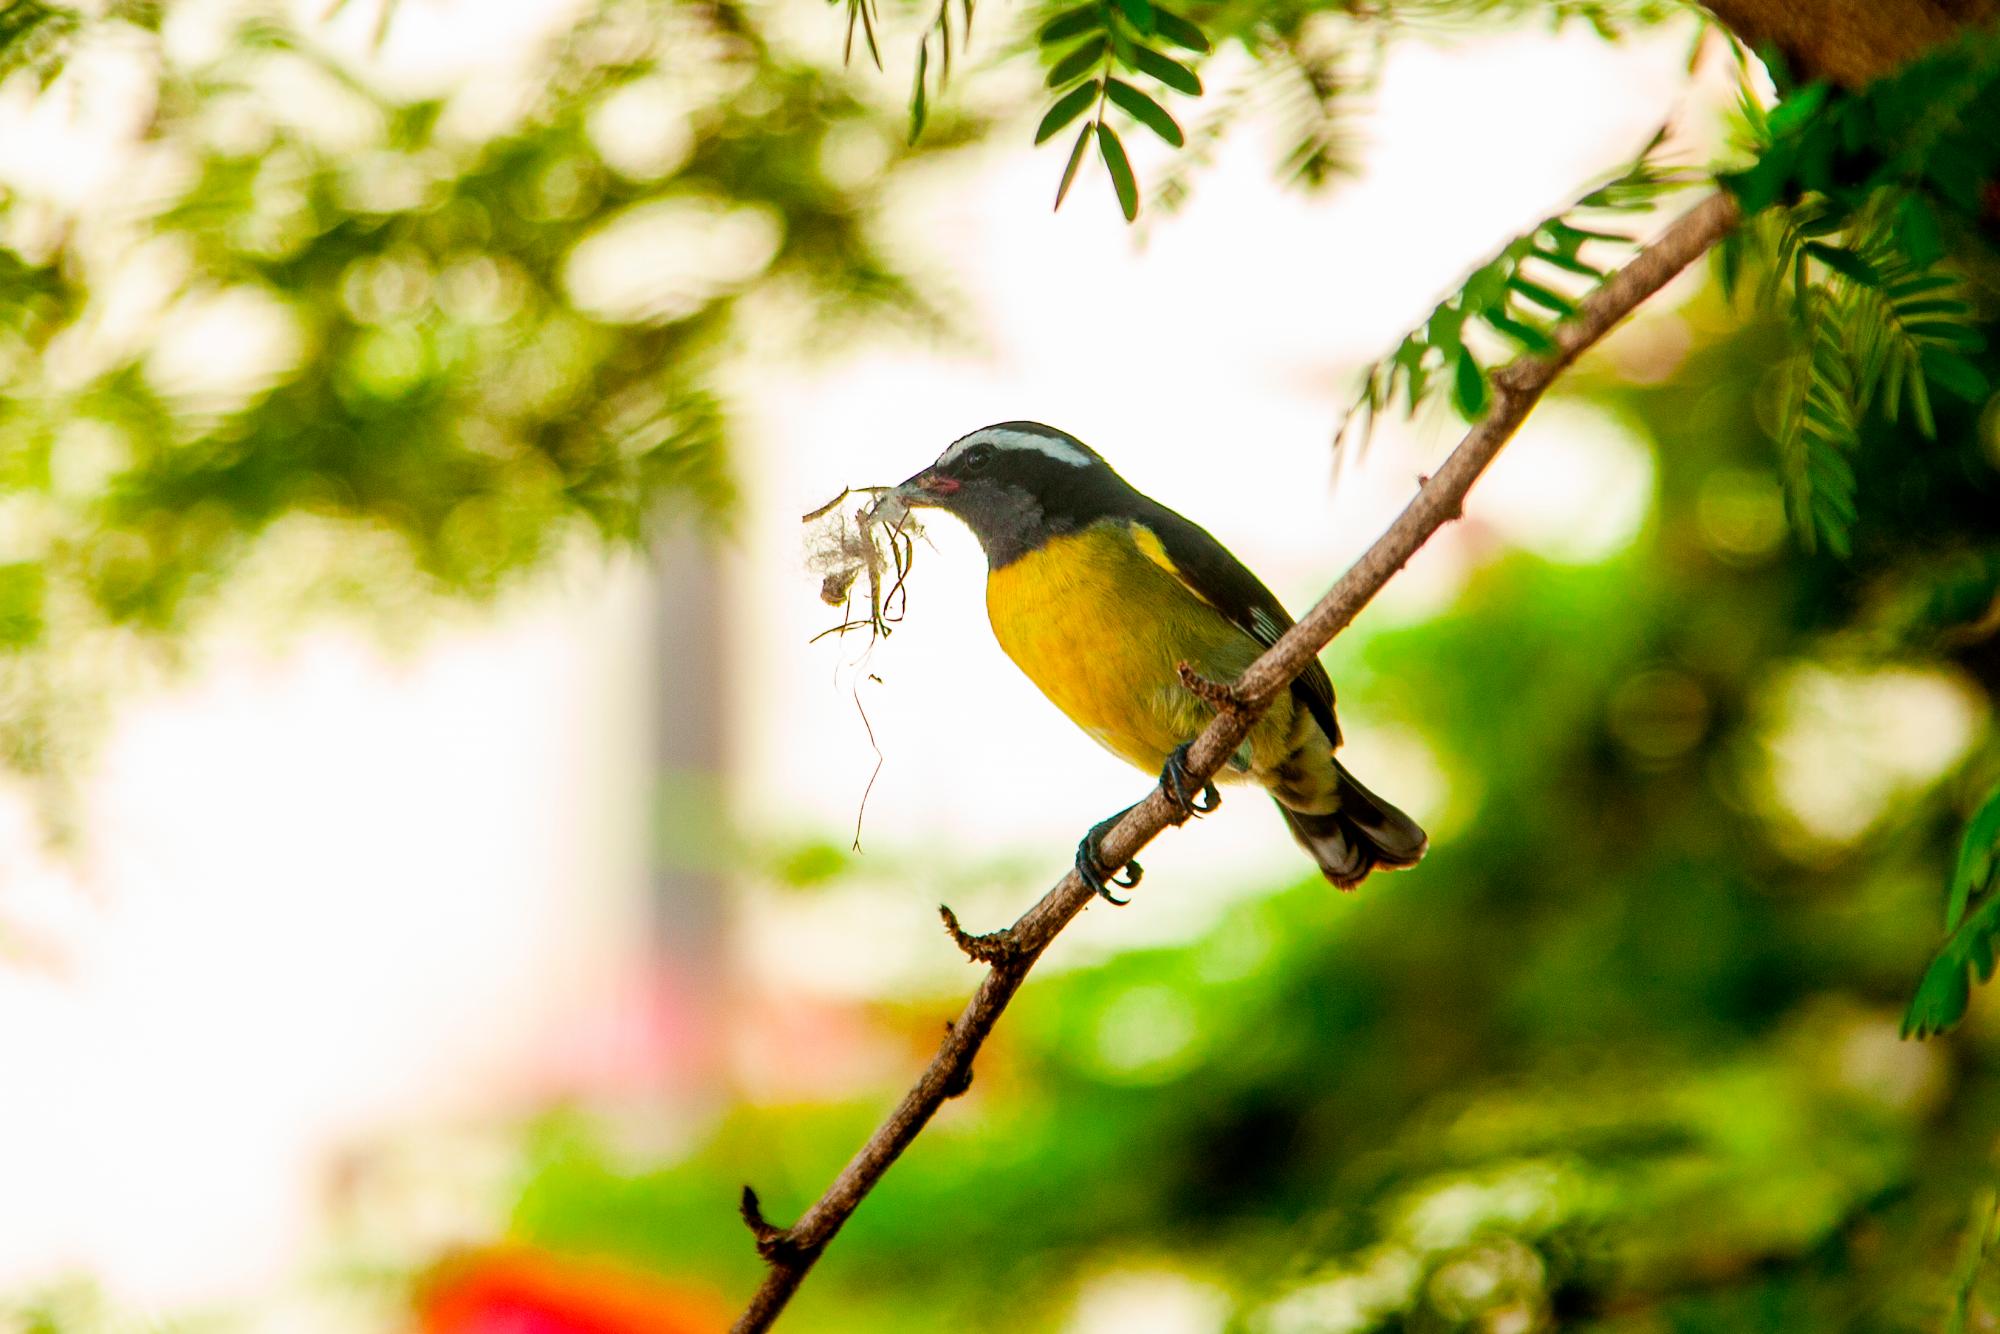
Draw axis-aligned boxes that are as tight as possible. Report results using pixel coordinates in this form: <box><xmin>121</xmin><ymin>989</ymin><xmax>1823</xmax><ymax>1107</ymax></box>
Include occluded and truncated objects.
<box><xmin>0</xmin><ymin>0</ymin><xmax>969</xmax><ymax>779</ymax></box>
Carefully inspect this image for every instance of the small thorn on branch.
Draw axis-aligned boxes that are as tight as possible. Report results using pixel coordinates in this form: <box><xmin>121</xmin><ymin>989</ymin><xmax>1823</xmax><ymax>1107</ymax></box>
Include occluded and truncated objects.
<box><xmin>939</xmin><ymin>904</ymin><xmax>1025</xmax><ymax>966</ymax></box>
<box><xmin>738</xmin><ymin>1185</ymin><xmax>782</xmax><ymax>1242</ymax></box>
<box><xmin>738</xmin><ymin>1186</ymin><xmax>812</xmax><ymax>1265</ymax></box>
<box><xmin>1177</xmin><ymin>661</ymin><xmax>1246</xmax><ymax>714</ymax></box>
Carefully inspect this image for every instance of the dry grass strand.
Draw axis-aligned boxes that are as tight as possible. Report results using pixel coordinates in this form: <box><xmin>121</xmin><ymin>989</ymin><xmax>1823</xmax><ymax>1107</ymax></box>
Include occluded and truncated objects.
<box><xmin>803</xmin><ymin>486</ymin><xmax>925</xmax><ymax>646</ymax></box>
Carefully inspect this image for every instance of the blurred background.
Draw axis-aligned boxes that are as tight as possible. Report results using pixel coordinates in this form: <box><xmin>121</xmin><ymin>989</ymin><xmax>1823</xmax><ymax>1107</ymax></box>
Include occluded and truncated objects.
<box><xmin>1</xmin><ymin>0</ymin><xmax>1997</xmax><ymax>1331</ymax></box>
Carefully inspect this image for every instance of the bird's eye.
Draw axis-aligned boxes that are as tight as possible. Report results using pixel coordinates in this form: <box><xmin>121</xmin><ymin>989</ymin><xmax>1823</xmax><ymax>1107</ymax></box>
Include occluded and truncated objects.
<box><xmin>960</xmin><ymin>444</ymin><xmax>994</xmax><ymax>473</ymax></box>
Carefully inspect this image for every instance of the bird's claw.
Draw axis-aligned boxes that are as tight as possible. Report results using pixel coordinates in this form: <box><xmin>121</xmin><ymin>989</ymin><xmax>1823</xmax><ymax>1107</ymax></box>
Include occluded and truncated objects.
<box><xmin>1076</xmin><ymin>812</ymin><xmax>1142</xmax><ymax>905</ymax></box>
<box><xmin>1160</xmin><ymin>741</ymin><xmax>1221</xmax><ymax>821</ymax></box>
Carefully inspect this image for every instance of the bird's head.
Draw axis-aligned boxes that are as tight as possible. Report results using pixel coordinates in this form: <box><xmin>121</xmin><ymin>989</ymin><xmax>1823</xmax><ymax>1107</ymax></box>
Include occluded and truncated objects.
<box><xmin>893</xmin><ymin>421</ymin><xmax>1122</xmax><ymax>565</ymax></box>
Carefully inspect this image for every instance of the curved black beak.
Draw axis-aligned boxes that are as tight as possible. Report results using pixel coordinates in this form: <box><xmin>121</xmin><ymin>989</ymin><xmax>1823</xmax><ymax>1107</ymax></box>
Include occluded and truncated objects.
<box><xmin>893</xmin><ymin>465</ymin><xmax>960</xmax><ymax>506</ymax></box>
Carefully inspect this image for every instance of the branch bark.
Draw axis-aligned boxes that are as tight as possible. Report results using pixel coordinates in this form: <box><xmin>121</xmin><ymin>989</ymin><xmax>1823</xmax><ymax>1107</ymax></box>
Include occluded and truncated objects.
<box><xmin>1700</xmin><ymin>0</ymin><xmax>1996</xmax><ymax>85</ymax></box>
<box><xmin>728</xmin><ymin>188</ymin><xmax>1742</xmax><ymax>1334</ymax></box>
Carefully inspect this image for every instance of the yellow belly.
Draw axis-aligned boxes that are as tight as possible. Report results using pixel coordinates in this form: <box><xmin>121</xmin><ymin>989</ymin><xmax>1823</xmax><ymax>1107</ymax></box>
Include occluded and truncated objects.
<box><xmin>985</xmin><ymin>523</ymin><xmax>1333</xmax><ymax>804</ymax></box>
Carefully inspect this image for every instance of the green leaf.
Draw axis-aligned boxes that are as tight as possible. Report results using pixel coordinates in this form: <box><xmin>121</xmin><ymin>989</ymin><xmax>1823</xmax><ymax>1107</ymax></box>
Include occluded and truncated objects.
<box><xmin>1906</xmin><ymin>789</ymin><xmax>2000</xmax><ymax>1039</ymax></box>
<box><xmin>1112</xmin><ymin>0</ymin><xmax>1154</xmax><ymax>34</ymax></box>
<box><xmin>1765</xmin><ymin>81</ymin><xmax>1831</xmax><ymax>136</ymax></box>
<box><xmin>1923</xmin><ymin>347</ymin><xmax>1990</xmax><ymax>401</ymax></box>
<box><xmin>1905</xmin><ymin>945</ymin><xmax>1975</xmax><ymax>1038</ymax></box>
<box><xmin>1151</xmin><ymin>7</ymin><xmax>1208</xmax><ymax>53</ymax></box>
<box><xmin>1104</xmin><ymin>18</ymin><xmax>1136</xmax><ymax>70</ymax></box>
<box><xmin>1942</xmin><ymin>1191</ymin><xmax>2000</xmax><ymax>1334</ymax></box>
<box><xmin>1947</xmin><ymin>784</ymin><xmax>2000</xmax><ymax>932</ymax></box>
<box><xmin>1428</xmin><ymin>303</ymin><xmax>1464</xmax><ymax>362</ymax></box>
<box><xmin>1132</xmin><ymin>44</ymin><xmax>1200</xmax><ymax>95</ymax></box>
<box><xmin>1723</xmin><ymin>161</ymin><xmax>1784</xmax><ymax>217</ymax></box>
<box><xmin>1898</xmin><ymin>192</ymin><xmax>1945</xmax><ymax>266</ymax></box>
<box><xmin>1485</xmin><ymin>310</ymin><xmax>1556</xmax><ymax>355</ymax></box>
<box><xmin>1036</xmin><ymin>81</ymin><xmax>1099</xmax><ymax>144</ymax></box>
<box><xmin>1039</xmin><ymin>4</ymin><xmax>1100</xmax><ymax>45</ymax></box>
<box><xmin>1909</xmin><ymin>367</ymin><xmax>1936</xmax><ymax>437</ymax></box>
<box><xmin>1550</xmin><ymin>223</ymin><xmax>1632</xmax><ymax>247</ymax></box>
<box><xmin>1530</xmin><ymin>246</ymin><xmax>1603</xmax><ymax>280</ymax></box>
<box><xmin>1396</xmin><ymin>341</ymin><xmax>1429</xmax><ymax>413</ymax></box>
<box><xmin>1907</xmin><ymin>320</ymin><xmax>1986</xmax><ymax>349</ymax></box>
<box><xmin>1894</xmin><ymin>298</ymin><xmax>1976</xmax><ymax>319</ymax></box>
<box><xmin>909</xmin><ymin>36</ymin><xmax>928</xmax><ymax>144</ymax></box>
<box><xmin>1461</xmin><ymin>261</ymin><xmax>1510</xmax><ymax>312</ymax></box>
<box><xmin>1886</xmin><ymin>271</ymin><xmax>1959</xmax><ymax>299</ymax></box>
<box><xmin>1054</xmin><ymin>119</ymin><xmax>1093</xmax><ymax>211</ymax></box>
<box><xmin>1047</xmin><ymin>37</ymin><xmax>1107</xmax><ymax>89</ymax></box>
<box><xmin>1804</xmin><ymin>240</ymin><xmax>1880</xmax><ymax>285</ymax></box>
<box><xmin>843</xmin><ymin>0</ymin><xmax>884</xmax><ymax>70</ymax></box>
<box><xmin>1774</xmin><ymin>293</ymin><xmax>1861</xmax><ymax>556</ymax></box>
<box><xmin>1105</xmin><ymin>77</ymin><xmax>1183</xmax><ymax>146</ymax></box>
<box><xmin>1717</xmin><ymin>232</ymin><xmax>1744</xmax><ymax>301</ymax></box>
<box><xmin>1508</xmin><ymin>276</ymin><xmax>1576</xmax><ymax>318</ymax></box>
<box><xmin>1097</xmin><ymin>120</ymin><xmax>1138</xmax><ymax>220</ymax></box>
<box><xmin>1451</xmin><ymin>351</ymin><xmax>1489</xmax><ymax>419</ymax></box>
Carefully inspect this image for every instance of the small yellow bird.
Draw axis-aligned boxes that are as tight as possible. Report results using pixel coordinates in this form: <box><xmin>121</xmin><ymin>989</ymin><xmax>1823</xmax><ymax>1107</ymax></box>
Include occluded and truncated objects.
<box><xmin>893</xmin><ymin>421</ymin><xmax>1427</xmax><ymax>901</ymax></box>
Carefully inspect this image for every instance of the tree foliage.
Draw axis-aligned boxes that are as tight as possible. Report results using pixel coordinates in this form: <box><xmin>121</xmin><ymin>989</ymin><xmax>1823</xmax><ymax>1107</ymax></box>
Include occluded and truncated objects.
<box><xmin>1906</xmin><ymin>782</ymin><xmax>2000</xmax><ymax>1037</ymax></box>
<box><xmin>1703</xmin><ymin>24</ymin><xmax>2000</xmax><ymax>1033</ymax></box>
<box><xmin>0</xmin><ymin>0</ymin><xmax>964</xmax><ymax>779</ymax></box>
<box><xmin>1718</xmin><ymin>44</ymin><xmax>1997</xmax><ymax>557</ymax></box>
<box><xmin>1338</xmin><ymin>130</ymin><xmax>1690</xmax><ymax>451</ymax></box>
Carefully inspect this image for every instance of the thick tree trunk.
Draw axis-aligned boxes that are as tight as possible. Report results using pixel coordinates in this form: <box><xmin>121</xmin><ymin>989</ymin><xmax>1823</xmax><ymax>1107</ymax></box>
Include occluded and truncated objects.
<box><xmin>1702</xmin><ymin>0</ymin><xmax>1996</xmax><ymax>85</ymax></box>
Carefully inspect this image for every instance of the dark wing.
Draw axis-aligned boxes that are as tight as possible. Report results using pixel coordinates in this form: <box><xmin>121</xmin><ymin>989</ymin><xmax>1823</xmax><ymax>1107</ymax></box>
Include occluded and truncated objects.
<box><xmin>1126</xmin><ymin>500</ymin><xmax>1342</xmax><ymax>748</ymax></box>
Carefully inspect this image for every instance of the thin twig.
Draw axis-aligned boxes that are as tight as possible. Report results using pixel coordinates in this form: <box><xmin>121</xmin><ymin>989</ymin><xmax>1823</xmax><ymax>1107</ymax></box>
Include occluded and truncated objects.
<box><xmin>849</xmin><ymin>675</ymin><xmax>884</xmax><ymax>851</ymax></box>
<box><xmin>729</xmin><ymin>189</ymin><xmax>1742</xmax><ymax>1334</ymax></box>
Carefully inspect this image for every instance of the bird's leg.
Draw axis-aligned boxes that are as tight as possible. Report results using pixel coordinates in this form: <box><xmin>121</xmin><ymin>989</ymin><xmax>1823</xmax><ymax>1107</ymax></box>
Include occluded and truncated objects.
<box><xmin>1076</xmin><ymin>807</ymin><xmax>1143</xmax><ymax>905</ymax></box>
<box><xmin>1159</xmin><ymin>741</ymin><xmax>1221</xmax><ymax>821</ymax></box>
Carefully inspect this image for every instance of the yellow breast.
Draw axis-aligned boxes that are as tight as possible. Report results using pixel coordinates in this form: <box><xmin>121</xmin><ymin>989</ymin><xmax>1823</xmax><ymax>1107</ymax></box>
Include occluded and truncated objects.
<box><xmin>985</xmin><ymin>522</ymin><xmax>1254</xmax><ymax>775</ymax></box>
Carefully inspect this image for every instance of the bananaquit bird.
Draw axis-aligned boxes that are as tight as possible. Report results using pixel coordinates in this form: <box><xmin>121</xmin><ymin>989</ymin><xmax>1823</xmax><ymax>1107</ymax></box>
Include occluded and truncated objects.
<box><xmin>892</xmin><ymin>421</ymin><xmax>1427</xmax><ymax>901</ymax></box>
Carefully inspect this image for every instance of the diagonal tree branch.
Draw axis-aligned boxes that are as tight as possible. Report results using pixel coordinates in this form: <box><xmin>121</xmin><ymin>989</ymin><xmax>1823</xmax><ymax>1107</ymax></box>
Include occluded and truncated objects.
<box><xmin>729</xmin><ymin>188</ymin><xmax>1742</xmax><ymax>1334</ymax></box>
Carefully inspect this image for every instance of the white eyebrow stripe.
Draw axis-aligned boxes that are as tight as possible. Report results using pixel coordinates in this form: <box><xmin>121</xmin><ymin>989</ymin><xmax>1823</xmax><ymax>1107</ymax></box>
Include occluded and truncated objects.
<box><xmin>940</xmin><ymin>426</ymin><xmax>1092</xmax><ymax>468</ymax></box>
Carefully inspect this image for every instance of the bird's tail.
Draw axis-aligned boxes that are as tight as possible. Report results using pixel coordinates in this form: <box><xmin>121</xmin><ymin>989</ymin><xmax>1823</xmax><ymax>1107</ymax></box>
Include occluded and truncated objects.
<box><xmin>1275</xmin><ymin>760</ymin><xmax>1428</xmax><ymax>890</ymax></box>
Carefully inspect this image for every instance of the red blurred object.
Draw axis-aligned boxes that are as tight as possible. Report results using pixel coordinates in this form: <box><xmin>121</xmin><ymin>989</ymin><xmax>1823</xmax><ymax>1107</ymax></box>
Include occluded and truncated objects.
<box><xmin>421</xmin><ymin>1247</ymin><xmax>727</xmax><ymax>1334</ymax></box>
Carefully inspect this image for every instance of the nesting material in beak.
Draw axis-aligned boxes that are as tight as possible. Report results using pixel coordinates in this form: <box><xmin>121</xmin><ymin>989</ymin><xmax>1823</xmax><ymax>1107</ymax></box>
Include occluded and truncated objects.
<box><xmin>802</xmin><ymin>485</ymin><xmax>925</xmax><ymax>638</ymax></box>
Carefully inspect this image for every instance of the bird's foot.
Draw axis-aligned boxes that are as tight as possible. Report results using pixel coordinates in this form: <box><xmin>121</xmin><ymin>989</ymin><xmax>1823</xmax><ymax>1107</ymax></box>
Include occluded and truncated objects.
<box><xmin>1076</xmin><ymin>810</ymin><xmax>1142</xmax><ymax>905</ymax></box>
<box><xmin>1159</xmin><ymin>741</ymin><xmax>1221</xmax><ymax>822</ymax></box>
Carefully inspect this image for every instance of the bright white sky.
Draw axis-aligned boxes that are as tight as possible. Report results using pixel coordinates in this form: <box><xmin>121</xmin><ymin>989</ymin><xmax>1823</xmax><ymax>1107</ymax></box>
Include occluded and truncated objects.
<box><xmin>0</xmin><ymin>0</ymin><xmax>1761</xmax><ymax>1320</ymax></box>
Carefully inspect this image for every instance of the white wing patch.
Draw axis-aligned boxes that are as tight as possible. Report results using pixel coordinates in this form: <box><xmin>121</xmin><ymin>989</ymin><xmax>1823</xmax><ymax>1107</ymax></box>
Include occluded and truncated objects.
<box><xmin>940</xmin><ymin>424</ymin><xmax>1092</xmax><ymax>469</ymax></box>
<box><xmin>1249</xmin><ymin>607</ymin><xmax>1287</xmax><ymax>647</ymax></box>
